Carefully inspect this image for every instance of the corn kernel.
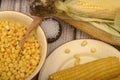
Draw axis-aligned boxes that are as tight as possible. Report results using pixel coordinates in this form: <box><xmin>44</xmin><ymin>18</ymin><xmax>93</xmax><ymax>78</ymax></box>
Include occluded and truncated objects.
<box><xmin>1</xmin><ymin>47</ymin><xmax>5</xmax><ymax>52</ymax></box>
<box><xmin>64</xmin><ymin>48</ymin><xmax>71</xmax><ymax>54</ymax></box>
<box><xmin>74</xmin><ymin>54</ymin><xmax>80</xmax><ymax>60</ymax></box>
<box><xmin>20</xmin><ymin>73</ymin><xmax>25</xmax><ymax>78</ymax></box>
<box><xmin>74</xmin><ymin>60</ymin><xmax>80</xmax><ymax>66</ymax></box>
<box><xmin>6</xmin><ymin>58</ymin><xmax>11</xmax><ymax>62</ymax></box>
<box><xmin>7</xmin><ymin>72</ymin><xmax>12</xmax><ymax>76</ymax></box>
<box><xmin>5</xmin><ymin>67</ymin><xmax>9</xmax><ymax>72</ymax></box>
<box><xmin>10</xmin><ymin>75</ymin><xmax>15</xmax><ymax>80</ymax></box>
<box><xmin>90</xmin><ymin>48</ymin><xmax>96</xmax><ymax>53</ymax></box>
<box><xmin>31</xmin><ymin>59</ymin><xmax>37</xmax><ymax>65</ymax></box>
<box><xmin>6</xmin><ymin>48</ymin><xmax>11</xmax><ymax>53</ymax></box>
<box><xmin>16</xmin><ymin>75</ymin><xmax>20</xmax><ymax>79</ymax></box>
<box><xmin>81</xmin><ymin>40</ymin><xmax>88</xmax><ymax>46</ymax></box>
<box><xmin>74</xmin><ymin>54</ymin><xmax>80</xmax><ymax>66</ymax></box>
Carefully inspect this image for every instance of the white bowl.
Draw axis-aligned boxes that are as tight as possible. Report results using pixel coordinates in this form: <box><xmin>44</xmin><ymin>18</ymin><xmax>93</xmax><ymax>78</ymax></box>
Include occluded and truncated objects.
<box><xmin>0</xmin><ymin>11</ymin><xmax>47</xmax><ymax>80</ymax></box>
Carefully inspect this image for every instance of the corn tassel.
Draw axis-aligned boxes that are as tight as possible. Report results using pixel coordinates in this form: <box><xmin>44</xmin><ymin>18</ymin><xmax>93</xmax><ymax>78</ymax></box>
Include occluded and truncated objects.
<box><xmin>49</xmin><ymin>57</ymin><xmax>120</xmax><ymax>80</ymax></box>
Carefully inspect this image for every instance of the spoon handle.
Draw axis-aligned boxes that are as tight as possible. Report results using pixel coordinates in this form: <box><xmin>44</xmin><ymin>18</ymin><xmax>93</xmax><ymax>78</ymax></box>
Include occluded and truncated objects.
<box><xmin>19</xmin><ymin>17</ymin><xmax>42</xmax><ymax>47</ymax></box>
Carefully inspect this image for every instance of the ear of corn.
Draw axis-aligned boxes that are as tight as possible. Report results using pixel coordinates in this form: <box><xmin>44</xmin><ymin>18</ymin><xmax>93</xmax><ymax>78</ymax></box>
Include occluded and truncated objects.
<box><xmin>62</xmin><ymin>0</ymin><xmax>120</xmax><ymax>20</ymax></box>
<box><xmin>49</xmin><ymin>57</ymin><xmax>120</xmax><ymax>80</ymax></box>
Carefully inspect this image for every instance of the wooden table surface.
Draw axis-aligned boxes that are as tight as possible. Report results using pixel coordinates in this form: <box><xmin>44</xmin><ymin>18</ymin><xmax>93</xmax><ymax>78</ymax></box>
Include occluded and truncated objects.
<box><xmin>0</xmin><ymin>0</ymin><xmax>120</xmax><ymax>80</ymax></box>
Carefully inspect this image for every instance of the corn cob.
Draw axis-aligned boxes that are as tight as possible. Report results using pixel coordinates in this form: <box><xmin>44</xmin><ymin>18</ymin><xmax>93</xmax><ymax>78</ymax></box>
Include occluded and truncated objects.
<box><xmin>49</xmin><ymin>57</ymin><xmax>120</xmax><ymax>80</ymax></box>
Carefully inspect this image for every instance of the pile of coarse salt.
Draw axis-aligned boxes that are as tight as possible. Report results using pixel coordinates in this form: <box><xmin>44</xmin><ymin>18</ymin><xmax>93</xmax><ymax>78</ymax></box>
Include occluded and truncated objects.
<box><xmin>41</xmin><ymin>18</ymin><xmax>62</xmax><ymax>43</ymax></box>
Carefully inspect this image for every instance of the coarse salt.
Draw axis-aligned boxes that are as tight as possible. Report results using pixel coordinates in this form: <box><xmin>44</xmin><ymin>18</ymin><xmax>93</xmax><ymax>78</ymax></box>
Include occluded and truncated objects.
<box><xmin>41</xmin><ymin>18</ymin><xmax>60</xmax><ymax>39</ymax></box>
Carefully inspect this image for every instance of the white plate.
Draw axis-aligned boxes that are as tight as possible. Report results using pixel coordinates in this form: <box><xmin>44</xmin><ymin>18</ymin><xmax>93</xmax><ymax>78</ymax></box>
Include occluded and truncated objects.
<box><xmin>38</xmin><ymin>39</ymin><xmax>120</xmax><ymax>80</ymax></box>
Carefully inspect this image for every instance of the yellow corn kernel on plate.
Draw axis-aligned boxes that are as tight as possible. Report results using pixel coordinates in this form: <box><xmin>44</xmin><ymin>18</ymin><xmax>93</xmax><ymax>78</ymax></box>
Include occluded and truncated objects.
<box><xmin>38</xmin><ymin>39</ymin><xmax>120</xmax><ymax>80</ymax></box>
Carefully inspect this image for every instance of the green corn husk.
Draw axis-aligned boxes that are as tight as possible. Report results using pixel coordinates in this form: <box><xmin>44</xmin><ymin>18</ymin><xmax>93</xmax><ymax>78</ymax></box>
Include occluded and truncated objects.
<box><xmin>30</xmin><ymin>0</ymin><xmax>120</xmax><ymax>45</ymax></box>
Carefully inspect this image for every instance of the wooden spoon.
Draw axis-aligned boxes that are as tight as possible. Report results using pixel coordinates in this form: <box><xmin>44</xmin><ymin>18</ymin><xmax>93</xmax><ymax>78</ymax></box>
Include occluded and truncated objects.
<box><xmin>18</xmin><ymin>17</ymin><xmax>42</xmax><ymax>47</ymax></box>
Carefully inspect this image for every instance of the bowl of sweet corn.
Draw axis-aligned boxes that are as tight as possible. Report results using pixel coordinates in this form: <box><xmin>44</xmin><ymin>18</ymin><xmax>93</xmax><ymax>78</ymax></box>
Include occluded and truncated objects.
<box><xmin>0</xmin><ymin>11</ymin><xmax>47</xmax><ymax>80</ymax></box>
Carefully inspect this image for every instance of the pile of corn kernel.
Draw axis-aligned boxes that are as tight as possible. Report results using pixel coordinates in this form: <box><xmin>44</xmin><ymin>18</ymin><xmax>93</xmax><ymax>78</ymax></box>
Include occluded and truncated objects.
<box><xmin>0</xmin><ymin>21</ymin><xmax>41</xmax><ymax>80</ymax></box>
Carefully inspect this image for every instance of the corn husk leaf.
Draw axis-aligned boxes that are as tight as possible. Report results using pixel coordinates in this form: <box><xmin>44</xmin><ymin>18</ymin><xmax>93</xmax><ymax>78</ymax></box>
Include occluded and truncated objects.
<box><xmin>67</xmin><ymin>13</ymin><xmax>113</xmax><ymax>23</ymax></box>
<box><xmin>62</xmin><ymin>19</ymin><xmax>120</xmax><ymax>45</ymax></box>
<box><xmin>114</xmin><ymin>9</ymin><xmax>120</xmax><ymax>32</ymax></box>
<box><xmin>89</xmin><ymin>22</ymin><xmax>120</xmax><ymax>37</ymax></box>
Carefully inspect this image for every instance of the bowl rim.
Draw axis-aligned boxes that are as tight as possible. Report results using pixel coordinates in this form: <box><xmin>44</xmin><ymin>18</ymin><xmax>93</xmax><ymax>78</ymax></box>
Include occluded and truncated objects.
<box><xmin>0</xmin><ymin>11</ymin><xmax>48</xmax><ymax>80</ymax></box>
